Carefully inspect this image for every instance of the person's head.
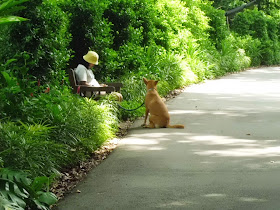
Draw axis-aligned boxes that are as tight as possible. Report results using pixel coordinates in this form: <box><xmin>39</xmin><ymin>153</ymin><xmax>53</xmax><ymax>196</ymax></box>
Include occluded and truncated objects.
<box><xmin>83</xmin><ymin>51</ymin><xmax>99</xmax><ymax>68</ymax></box>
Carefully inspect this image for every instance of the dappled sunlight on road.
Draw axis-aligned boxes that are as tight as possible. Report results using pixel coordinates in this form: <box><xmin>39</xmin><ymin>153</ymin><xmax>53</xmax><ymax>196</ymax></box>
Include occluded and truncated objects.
<box><xmin>195</xmin><ymin>145</ymin><xmax>280</xmax><ymax>157</ymax></box>
<box><xmin>157</xmin><ymin>200</ymin><xmax>197</xmax><ymax>208</ymax></box>
<box><xmin>123</xmin><ymin>129</ymin><xmax>280</xmax><ymax>159</ymax></box>
<box><xmin>203</xmin><ymin>193</ymin><xmax>227</xmax><ymax>198</ymax></box>
<box><xmin>179</xmin><ymin>135</ymin><xmax>259</xmax><ymax>146</ymax></box>
<box><xmin>239</xmin><ymin>197</ymin><xmax>267</xmax><ymax>203</ymax></box>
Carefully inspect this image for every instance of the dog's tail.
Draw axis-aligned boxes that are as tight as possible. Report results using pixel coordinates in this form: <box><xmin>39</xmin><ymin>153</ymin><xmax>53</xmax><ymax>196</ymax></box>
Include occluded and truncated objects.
<box><xmin>167</xmin><ymin>124</ymin><xmax>185</xmax><ymax>129</ymax></box>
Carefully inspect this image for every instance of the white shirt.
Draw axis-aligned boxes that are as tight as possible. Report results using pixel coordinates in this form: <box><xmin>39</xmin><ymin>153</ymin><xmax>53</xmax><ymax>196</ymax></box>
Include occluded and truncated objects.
<box><xmin>74</xmin><ymin>64</ymin><xmax>100</xmax><ymax>87</ymax></box>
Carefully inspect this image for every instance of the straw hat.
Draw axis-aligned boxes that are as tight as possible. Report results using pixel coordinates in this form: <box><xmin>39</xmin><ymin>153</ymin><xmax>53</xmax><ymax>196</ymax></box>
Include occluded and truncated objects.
<box><xmin>83</xmin><ymin>51</ymin><xmax>99</xmax><ymax>65</ymax></box>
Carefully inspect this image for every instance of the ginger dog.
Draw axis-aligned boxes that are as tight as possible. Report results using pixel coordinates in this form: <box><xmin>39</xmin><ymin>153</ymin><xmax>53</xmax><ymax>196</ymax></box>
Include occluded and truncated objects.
<box><xmin>142</xmin><ymin>78</ymin><xmax>184</xmax><ymax>129</ymax></box>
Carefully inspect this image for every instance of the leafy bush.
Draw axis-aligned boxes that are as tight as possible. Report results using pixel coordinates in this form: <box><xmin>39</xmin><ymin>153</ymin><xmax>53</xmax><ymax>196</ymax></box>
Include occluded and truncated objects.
<box><xmin>0</xmin><ymin>87</ymin><xmax>119</xmax><ymax>177</ymax></box>
<box><xmin>202</xmin><ymin>2</ymin><xmax>230</xmax><ymax>49</ymax></box>
<box><xmin>212</xmin><ymin>0</ymin><xmax>248</xmax><ymax>11</ymax></box>
<box><xmin>234</xmin><ymin>34</ymin><xmax>262</xmax><ymax>66</ymax></box>
<box><xmin>3</xmin><ymin>0</ymin><xmax>71</xmax><ymax>82</ymax></box>
<box><xmin>0</xmin><ymin>48</ymin><xmax>119</xmax><ymax>178</ymax></box>
<box><xmin>231</xmin><ymin>8</ymin><xmax>280</xmax><ymax>65</ymax></box>
<box><xmin>61</xmin><ymin>0</ymin><xmax>113</xmax><ymax>75</ymax></box>
<box><xmin>219</xmin><ymin>34</ymin><xmax>251</xmax><ymax>72</ymax></box>
<box><xmin>22</xmin><ymin>88</ymin><xmax>118</xmax><ymax>147</ymax></box>
<box><xmin>0</xmin><ymin>54</ymin><xmax>38</xmax><ymax>120</ymax></box>
<box><xmin>0</xmin><ymin>168</ymin><xmax>57</xmax><ymax>210</ymax></box>
<box><xmin>0</xmin><ymin>121</ymin><xmax>67</xmax><ymax>177</ymax></box>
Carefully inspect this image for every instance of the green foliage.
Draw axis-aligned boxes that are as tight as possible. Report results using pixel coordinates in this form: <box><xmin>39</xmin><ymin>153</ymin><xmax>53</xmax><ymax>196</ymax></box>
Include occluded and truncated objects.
<box><xmin>61</xmin><ymin>0</ymin><xmax>112</xmax><ymax>73</ymax></box>
<box><xmin>2</xmin><ymin>0</ymin><xmax>71</xmax><ymax>82</ymax></box>
<box><xmin>231</xmin><ymin>8</ymin><xmax>280</xmax><ymax>65</ymax></box>
<box><xmin>100</xmin><ymin>0</ymin><xmax>160</xmax><ymax>78</ymax></box>
<box><xmin>76</xmin><ymin>97</ymin><xmax>119</xmax><ymax>151</ymax></box>
<box><xmin>258</xmin><ymin>0</ymin><xmax>280</xmax><ymax>11</ymax></box>
<box><xmin>0</xmin><ymin>89</ymin><xmax>119</xmax><ymax>177</ymax></box>
<box><xmin>21</xmin><ymin>87</ymin><xmax>118</xmax><ymax>148</ymax></box>
<box><xmin>233</xmin><ymin>34</ymin><xmax>262</xmax><ymax>66</ymax></box>
<box><xmin>0</xmin><ymin>168</ymin><xmax>57</xmax><ymax>210</ymax></box>
<box><xmin>0</xmin><ymin>0</ymin><xmax>29</xmax><ymax>25</ymax></box>
<box><xmin>0</xmin><ymin>41</ymin><xmax>120</xmax><ymax>176</ymax></box>
<box><xmin>0</xmin><ymin>121</ymin><xmax>66</xmax><ymax>177</ymax></box>
<box><xmin>219</xmin><ymin>34</ymin><xmax>251</xmax><ymax>72</ymax></box>
<box><xmin>231</xmin><ymin>8</ymin><xmax>268</xmax><ymax>38</ymax></box>
<box><xmin>212</xmin><ymin>0</ymin><xmax>250</xmax><ymax>10</ymax></box>
<box><xmin>202</xmin><ymin>3</ymin><xmax>230</xmax><ymax>49</ymax></box>
<box><xmin>0</xmin><ymin>53</ymin><xmax>38</xmax><ymax>120</ymax></box>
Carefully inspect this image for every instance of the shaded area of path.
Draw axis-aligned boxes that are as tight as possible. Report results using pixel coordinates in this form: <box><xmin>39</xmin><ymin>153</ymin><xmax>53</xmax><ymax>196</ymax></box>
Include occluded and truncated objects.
<box><xmin>56</xmin><ymin>67</ymin><xmax>280</xmax><ymax>209</ymax></box>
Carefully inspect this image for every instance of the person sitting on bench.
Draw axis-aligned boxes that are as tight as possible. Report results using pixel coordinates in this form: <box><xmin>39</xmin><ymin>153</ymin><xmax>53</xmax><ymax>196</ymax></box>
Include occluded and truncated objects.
<box><xmin>74</xmin><ymin>51</ymin><xmax>107</xmax><ymax>87</ymax></box>
<box><xmin>74</xmin><ymin>50</ymin><xmax>123</xmax><ymax>101</ymax></box>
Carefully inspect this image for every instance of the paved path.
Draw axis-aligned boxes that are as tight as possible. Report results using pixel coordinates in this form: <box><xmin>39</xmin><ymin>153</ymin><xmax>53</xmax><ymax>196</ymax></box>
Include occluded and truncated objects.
<box><xmin>56</xmin><ymin>67</ymin><xmax>280</xmax><ymax>210</ymax></box>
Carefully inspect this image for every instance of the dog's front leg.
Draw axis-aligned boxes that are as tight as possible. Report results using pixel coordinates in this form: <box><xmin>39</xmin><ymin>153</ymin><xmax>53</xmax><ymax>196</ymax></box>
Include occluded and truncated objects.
<box><xmin>142</xmin><ymin>108</ymin><xmax>149</xmax><ymax>127</ymax></box>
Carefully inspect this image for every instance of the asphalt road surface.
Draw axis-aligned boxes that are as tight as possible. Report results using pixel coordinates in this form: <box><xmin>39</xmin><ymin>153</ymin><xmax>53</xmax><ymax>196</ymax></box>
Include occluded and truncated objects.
<box><xmin>56</xmin><ymin>66</ymin><xmax>280</xmax><ymax>210</ymax></box>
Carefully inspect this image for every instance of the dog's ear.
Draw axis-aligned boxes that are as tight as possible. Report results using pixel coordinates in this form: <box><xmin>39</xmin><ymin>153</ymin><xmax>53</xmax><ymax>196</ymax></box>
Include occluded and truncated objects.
<box><xmin>143</xmin><ymin>78</ymin><xmax>148</xmax><ymax>84</ymax></box>
<box><xmin>155</xmin><ymin>80</ymin><xmax>159</xmax><ymax>86</ymax></box>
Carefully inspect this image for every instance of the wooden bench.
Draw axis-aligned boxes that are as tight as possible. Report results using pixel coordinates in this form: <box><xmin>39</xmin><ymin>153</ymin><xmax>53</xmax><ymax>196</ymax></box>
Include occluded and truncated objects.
<box><xmin>68</xmin><ymin>69</ymin><xmax>123</xmax><ymax>98</ymax></box>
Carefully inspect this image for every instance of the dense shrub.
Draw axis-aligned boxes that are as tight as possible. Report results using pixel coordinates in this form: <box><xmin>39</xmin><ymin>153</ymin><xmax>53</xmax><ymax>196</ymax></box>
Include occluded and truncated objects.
<box><xmin>0</xmin><ymin>53</ymin><xmax>37</xmax><ymax>119</ymax></box>
<box><xmin>3</xmin><ymin>0</ymin><xmax>71</xmax><ymax>82</ymax></box>
<box><xmin>212</xmin><ymin>0</ymin><xmax>249</xmax><ymax>11</ymax></box>
<box><xmin>231</xmin><ymin>8</ymin><xmax>280</xmax><ymax>65</ymax></box>
<box><xmin>61</xmin><ymin>0</ymin><xmax>114</xmax><ymax>76</ymax></box>
<box><xmin>202</xmin><ymin>3</ymin><xmax>230</xmax><ymax>49</ymax></box>
<box><xmin>0</xmin><ymin>86</ymin><xmax>118</xmax><ymax>177</ymax></box>
<box><xmin>219</xmin><ymin>35</ymin><xmax>251</xmax><ymax>72</ymax></box>
<box><xmin>0</xmin><ymin>121</ymin><xmax>67</xmax><ymax>177</ymax></box>
<box><xmin>234</xmin><ymin>34</ymin><xmax>262</xmax><ymax>66</ymax></box>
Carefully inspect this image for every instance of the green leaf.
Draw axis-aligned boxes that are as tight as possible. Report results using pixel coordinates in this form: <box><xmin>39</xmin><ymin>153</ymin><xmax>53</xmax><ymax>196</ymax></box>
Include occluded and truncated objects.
<box><xmin>6</xmin><ymin>192</ymin><xmax>26</xmax><ymax>208</ymax></box>
<box><xmin>33</xmin><ymin>199</ymin><xmax>49</xmax><ymax>210</ymax></box>
<box><xmin>4</xmin><ymin>58</ymin><xmax>17</xmax><ymax>66</ymax></box>
<box><xmin>0</xmin><ymin>0</ymin><xmax>29</xmax><ymax>12</ymax></box>
<box><xmin>1</xmin><ymin>72</ymin><xmax>12</xmax><ymax>85</ymax></box>
<box><xmin>0</xmin><ymin>16</ymin><xmax>28</xmax><ymax>25</ymax></box>
<box><xmin>13</xmin><ymin>183</ymin><xmax>29</xmax><ymax>199</ymax></box>
<box><xmin>0</xmin><ymin>6</ymin><xmax>26</xmax><ymax>16</ymax></box>
<box><xmin>31</xmin><ymin>176</ymin><xmax>49</xmax><ymax>192</ymax></box>
<box><xmin>0</xmin><ymin>190</ymin><xmax>26</xmax><ymax>209</ymax></box>
<box><xmin>0</xmin><ymin>195</ymin><xmax>24</xmax><ymax>210</ymax></box>
<box><xmin>0</xmin><ymin>169</ymin><xmax>31</xmax><ymax>188</ymax></box>
<box><xmin>37</xmin><ymin>192</ymin><xmax>58</xmax><ymax>206</ymax></box>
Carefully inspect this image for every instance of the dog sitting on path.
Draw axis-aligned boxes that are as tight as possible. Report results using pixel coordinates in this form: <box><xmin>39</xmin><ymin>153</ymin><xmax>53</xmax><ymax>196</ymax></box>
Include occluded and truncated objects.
<box><xmin>142</xmin><ymin>78</ymin><xmax>184</xmax><ymax>129</ymax></box>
